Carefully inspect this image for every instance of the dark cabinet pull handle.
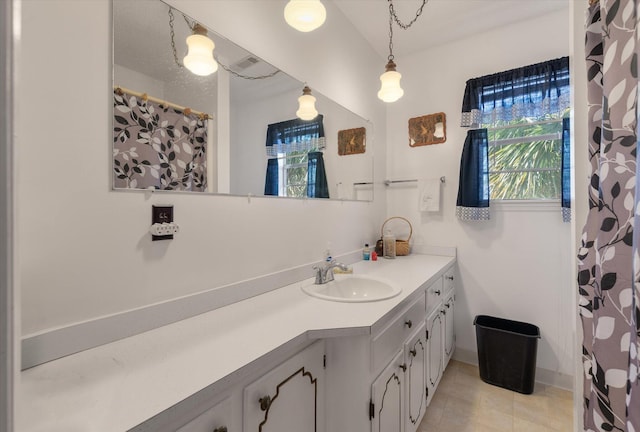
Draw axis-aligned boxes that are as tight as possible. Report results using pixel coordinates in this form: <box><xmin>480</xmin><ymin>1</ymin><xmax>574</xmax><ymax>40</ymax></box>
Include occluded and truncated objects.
<box><xmin>434</xmin><ymin>290</ymin><xmax>441</xmax><ymax>295</ymax></box>
<box><xmin>259</xmin><ymin>395</ymin><xmax>272</xmax><ymax>411</ymax></box>
<box><xmin>410</xmin><ymin>348</ymin><xmax>417</xmax><ymax>357</ymax></box>
<box><xmin>213</xmin><ymin>427</ymin><xmax>228</xmax><ymax>432</ymax></box>
<box><xmin>446</xmin><ymin>275</ymin><xmax>454</xmax><ymax>280</ymax></box>
<box><xmin>445</xmin><ymin>303</ymin><xmax>451</xmax><ymax>309</ymax></box>
<box><xmin>399</xmin><ymin>363</ymin><xmax>407</xmax><ymax>372</ymax></box>
<box><xmin>405</xmin><ymin>320</ymin><xmax>412</xmax><ymax>328</ymax></box>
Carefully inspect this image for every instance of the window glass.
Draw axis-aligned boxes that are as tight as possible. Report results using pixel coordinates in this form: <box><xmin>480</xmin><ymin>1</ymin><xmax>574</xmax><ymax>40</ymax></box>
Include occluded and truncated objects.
<box><xmin>487</xmin><ymin>115</ymin><xmax>565</xmax><ymax>200</ymax></box>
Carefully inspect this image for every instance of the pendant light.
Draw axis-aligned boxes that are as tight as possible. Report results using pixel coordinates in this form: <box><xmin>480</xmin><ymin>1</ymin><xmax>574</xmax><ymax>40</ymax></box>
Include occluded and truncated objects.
<box><xmin>378</xmin><ymin>0</ymin><xmax>428</xmax><ymax>103</ymax></box>
<box><xmin>296</xmin><ymin>85</ymin><xmax>318</xmax><ymax>120</ymax></box>
<box><xmin>284</xmin><ymin>0</ymin><xmax>327</xmax><ymax>32</ymax></box>
<box><xmin>378</xmin><ymin>59</ymin><xmax>404</xmax><ymax>103</ymax></box>
<box><xmin>183</xmin><ymin>24</ymin><xmax>218</xmax><ymax>76</ymax></box>
<box><xmin>168</xmin><ymin>7</ymin><xmax>281</xmax><ymax>81</ymax></box>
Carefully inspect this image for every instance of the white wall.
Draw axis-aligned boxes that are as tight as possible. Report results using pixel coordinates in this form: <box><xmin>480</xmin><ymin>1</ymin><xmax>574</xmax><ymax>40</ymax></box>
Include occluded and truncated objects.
<box><xmin>17</xmin><ymin>0</ymin><xmax>386</xmax><ymax>335</ymax></box>
<box><xmin>385</xmin><ymin>9</ymin><xmax>574</xmax><ymax>380</ymax></box>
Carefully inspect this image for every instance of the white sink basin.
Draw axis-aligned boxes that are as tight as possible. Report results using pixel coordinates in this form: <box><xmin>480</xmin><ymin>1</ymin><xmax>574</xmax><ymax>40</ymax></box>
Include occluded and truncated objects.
<box><xmin>301</xmin><ymin>275</ymin><xmax>402</xmax><ymax>302</ymax></box>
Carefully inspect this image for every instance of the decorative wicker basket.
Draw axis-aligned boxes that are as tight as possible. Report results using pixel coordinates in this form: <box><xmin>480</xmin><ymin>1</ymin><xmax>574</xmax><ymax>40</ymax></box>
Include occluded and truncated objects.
<box><xmin>375</xmin><ymin>216</ymin><xmax>413</xmax><ymax>256</ymax></box>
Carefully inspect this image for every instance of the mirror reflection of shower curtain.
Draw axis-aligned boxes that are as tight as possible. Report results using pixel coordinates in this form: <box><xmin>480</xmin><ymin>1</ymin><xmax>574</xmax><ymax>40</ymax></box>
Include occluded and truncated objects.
<box><xmin>113</xmin><ymin>90</ymin><xmax>209</xmax><ymax>191</ymax></box>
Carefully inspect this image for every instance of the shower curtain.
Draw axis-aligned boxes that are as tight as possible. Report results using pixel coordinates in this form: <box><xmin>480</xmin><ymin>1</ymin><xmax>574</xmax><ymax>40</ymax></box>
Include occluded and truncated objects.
<box><xmin>578</xmin><ymin>1</ymin><xmax>639</xmax><ymax>430</ymax></box>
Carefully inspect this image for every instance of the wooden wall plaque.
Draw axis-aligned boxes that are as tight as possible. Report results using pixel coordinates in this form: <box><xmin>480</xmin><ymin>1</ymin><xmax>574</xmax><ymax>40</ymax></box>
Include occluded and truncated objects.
<box><xmin>408</xmin><ymin>112</ymin><xmax>446</xmax><ymax>147</ymax></box>
<box><xmin>338</xmin><ymin>127</ymin><xmax>366</xmax><ymax>155</ymax></box>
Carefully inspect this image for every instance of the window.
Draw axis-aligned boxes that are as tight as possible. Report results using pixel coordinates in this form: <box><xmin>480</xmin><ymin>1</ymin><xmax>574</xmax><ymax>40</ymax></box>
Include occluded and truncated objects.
<box><xmin>264</xmin><ymin>116</ymin><xmax>329</xmax><ymax>198</ymax></box>
<box><xmin>487</xmin><ymin>116</ymin><xmax>566</xmax><ymax>200</ymax></box>
<box><xmin>276</xmin><ymin>150</ymin><xmax>310</xmax><ymax>198</ymax></box>
<box><xmin>461</xmin><ymin>57</ymin><xmax>571</xmax><ymax>202</ymax></box>
<box><xmin>458</xmin><ymin>57</ymin><xmax>571</xmax><ymax>220</ymax></box>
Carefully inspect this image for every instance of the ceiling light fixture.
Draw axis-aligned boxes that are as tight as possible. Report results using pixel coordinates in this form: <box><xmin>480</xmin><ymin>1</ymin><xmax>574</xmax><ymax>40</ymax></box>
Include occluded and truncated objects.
<box><xmin>296</xmin><ymin>85</ymin><xmax>318</xmax><ymax>120</ymax></box>
<box><xmin>284</xmin><ymin>0</ymin><xmax>327</xmax><ymax>32</ymax></box>
<box><xmin>183</xmin><ymin>23</ymin><xmax>218</xmax><ymax>76</ymax></box>
<box><xmin>378</xmin><ymin>0</ymin><xmax>428</xmax><ymax>103</ymax></box>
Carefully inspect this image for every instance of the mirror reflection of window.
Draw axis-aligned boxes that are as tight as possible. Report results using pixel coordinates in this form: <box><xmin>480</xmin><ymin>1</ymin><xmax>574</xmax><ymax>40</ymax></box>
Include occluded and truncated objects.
<box><xmin>265</xmin><ymin>116</ymin><xmax>329</xmax><ymax>198</ymax></box>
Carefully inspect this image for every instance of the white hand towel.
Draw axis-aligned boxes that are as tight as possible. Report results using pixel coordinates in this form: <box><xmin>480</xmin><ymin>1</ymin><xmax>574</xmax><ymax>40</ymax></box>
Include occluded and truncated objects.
<box><xmin>336</xmin><ymin>182</ymin><xmax>352</xmax><ymax>200</ymax></box>
<box><xmin>419</xmin><ymin>179</ymin><xmax>441</xmax><ymax>212</ymax></box>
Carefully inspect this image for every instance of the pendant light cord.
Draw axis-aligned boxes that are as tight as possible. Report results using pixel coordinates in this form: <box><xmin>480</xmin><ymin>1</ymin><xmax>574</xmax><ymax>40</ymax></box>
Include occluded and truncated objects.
<box><xmin>168</xmin><ymin>7</ymin><xmax>280</xmax><ymax>80</ymax></box>
<box><xmin>387</xmin><ymin>7</ymin><xmax>394</xmax><ymax>61</ymax></box>
<box><xmin>388</xmin><ymin>0</ymin><xmax>428</xmax><ymax>30</ymax></box>
<box><xmin>386</xmin><ymin>0</ymin><xmax>428</xmax><ymax>60</ymax></box>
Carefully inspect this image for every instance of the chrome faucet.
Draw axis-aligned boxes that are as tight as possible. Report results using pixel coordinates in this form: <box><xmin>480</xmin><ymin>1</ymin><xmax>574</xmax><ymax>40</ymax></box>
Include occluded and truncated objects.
<box><xmin>313</xmin><ymin>260</ymin><xmax>349</xmax><ymax>284</ymax></box>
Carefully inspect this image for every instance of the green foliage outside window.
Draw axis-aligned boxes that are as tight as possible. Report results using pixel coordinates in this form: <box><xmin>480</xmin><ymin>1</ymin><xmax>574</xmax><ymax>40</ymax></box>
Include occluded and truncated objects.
<box><xmin>488</xmin><ymin>113</ymin><xmax>568</xmax><ymax>200</ymax></box>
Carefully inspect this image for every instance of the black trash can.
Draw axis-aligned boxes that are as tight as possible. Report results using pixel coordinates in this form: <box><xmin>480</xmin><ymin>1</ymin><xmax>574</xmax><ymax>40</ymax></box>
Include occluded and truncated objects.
<box><xmin>473</xmin><ymin>315</ymin><xmax>541</xmax><ymax>394</ymax></box>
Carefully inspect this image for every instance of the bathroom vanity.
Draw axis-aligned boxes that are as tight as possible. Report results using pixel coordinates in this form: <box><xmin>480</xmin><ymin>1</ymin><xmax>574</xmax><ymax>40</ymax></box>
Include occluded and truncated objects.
<box><xmin>19</xmin><ymin>252</ymin><xmax>456</xmax><ymax>432</ymax></box>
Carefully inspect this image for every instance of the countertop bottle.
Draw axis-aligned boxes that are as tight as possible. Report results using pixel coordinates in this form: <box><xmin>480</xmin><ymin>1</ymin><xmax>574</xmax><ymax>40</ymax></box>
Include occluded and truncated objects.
<box><xmin>363</xmin><ymin>243</ymin><xmax>371</xmax><ymax>260</ymax></box>
<box><xmin>383</xmin><ymin>230</ymin><xmax>396</xmax><ymax>259</ymax></box>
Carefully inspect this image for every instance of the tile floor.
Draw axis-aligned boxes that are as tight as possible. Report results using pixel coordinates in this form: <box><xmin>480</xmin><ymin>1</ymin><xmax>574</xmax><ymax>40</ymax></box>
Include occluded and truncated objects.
<box><xmin>418</xmin><ymin>360</ymin><xmax>574</xmax><ymax>432</ymax></box>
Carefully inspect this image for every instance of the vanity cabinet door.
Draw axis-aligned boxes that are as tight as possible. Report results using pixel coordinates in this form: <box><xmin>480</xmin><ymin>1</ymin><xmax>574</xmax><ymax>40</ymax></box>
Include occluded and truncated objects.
<box><xmin>426</xmin><ymin>306</ymin><xmax>443</xmax><ymax>405</ymax></box>
<box><xmin>443</xmin><ymin>290</ymin><xmax>455</xmax><ymax>369</ymax></box>
<box><xmin>404</xmin><ymin>323</ymin><xmax>427</xmax><ymax>432</ymax></box>
<box><xmin>371</xmin><ymin>351</ymin><xmax>405</xmax><ymax>432</ymax></box>
<box><xmin>243</xmin><ymin>341</ymin><xmax>325</xmax><ymax>432</ymax></box>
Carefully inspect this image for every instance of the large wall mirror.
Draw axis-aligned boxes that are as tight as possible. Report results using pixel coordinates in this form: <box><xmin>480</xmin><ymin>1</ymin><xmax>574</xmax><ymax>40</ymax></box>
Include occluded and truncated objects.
<box><xmin>113</xmin><ymin>0</ymin><xmax>374</xmax><ymax>201</ymax></box>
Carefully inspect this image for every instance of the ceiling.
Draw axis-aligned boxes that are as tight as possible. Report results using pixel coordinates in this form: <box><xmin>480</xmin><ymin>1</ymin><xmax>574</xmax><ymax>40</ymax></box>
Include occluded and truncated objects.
<box><xmin>333</xmin><ymin>0</ymin><xmax>569</xmax><ymax>59</ymax></box>
<box><xmin>113</xmin><ymin>0</ymin><xmax>569</xmax><ymax>107</ymax></box>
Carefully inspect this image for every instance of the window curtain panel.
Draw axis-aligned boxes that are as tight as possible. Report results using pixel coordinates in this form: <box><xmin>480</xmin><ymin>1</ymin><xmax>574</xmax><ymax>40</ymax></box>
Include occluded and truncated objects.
<box><xmin>113</xmin><ymin>90</ymin><xmax>208</xmax><ymax>191</ymax></box>
<box><xmin>461</xmin><ymin>57</ymin><xmax>570</xmax><ymax>128</ymax></box>
<box><xmin>578</xmin><ymin>2</ymin><xmax>639</xmax><ymax>431</ymax></box>
<box><xmin>456</xmin><ymin>129</ymin><xmax>489</xmax><ymax>221</ymax></box>
<box><xmin>307</xmin><ymin>151</ymin><xmax>329</xmax><ymax>198</ymax></box>
<box><xmin>561</xmin><ymin>117</ymin><xmax>571</xmax><ymax>223</ymax></box>
<box><xmin>265</xmin><ymin>115</ymin><xmax>326</xmax><ymax>156</ymax></box>
<box><xmin>264</xmin><ymin>158</ymin><xmax>279</xmax><ymax>196</ymax></box>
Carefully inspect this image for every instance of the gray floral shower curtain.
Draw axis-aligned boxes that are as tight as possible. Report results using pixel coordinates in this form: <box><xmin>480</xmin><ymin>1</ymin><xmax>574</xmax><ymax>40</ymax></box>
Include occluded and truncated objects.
<box><xmin>113</xmin><ymin>90</ymin><xmax>208</xmax><ymax>191</ymax></box>
<box><xmin>578</xmin><ymin>1</ymin><xmax>640</xmax><ymax>431</ymax></box>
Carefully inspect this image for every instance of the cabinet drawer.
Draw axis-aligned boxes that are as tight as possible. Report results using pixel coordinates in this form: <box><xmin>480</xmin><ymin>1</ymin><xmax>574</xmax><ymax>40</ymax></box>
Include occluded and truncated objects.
<box><xmin>371</xmin><ymin>293</ymin><xmax>426</xmax><ymax>374</ymax></box>
<box><xmin>425</xmin><ymin>277</ymin><xmax>444</xmax><ymax>314</ymax></box>
<box><xmin>443</xmin><ymin>267</ymin><xmax>455</xmax><ymax>294</ymax></box>
<box><xmin>176</xmin><ymin>396</ymin><xmax>232</xmax><ymax>432</ymax></box>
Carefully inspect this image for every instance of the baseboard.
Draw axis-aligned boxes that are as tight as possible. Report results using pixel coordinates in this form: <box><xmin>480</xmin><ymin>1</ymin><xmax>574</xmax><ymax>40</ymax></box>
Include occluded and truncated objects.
<box><xmin>452</xmin><ymin>347</ymin><xmax>574</xmax><ymax>391</ymax></box>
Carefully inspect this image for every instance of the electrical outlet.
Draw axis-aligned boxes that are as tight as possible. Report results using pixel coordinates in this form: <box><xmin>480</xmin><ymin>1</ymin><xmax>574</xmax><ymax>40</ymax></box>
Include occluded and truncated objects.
<box><xmin>152</xmin><ymin>205</ymin><xmax>174</xmax><ymax>241</ymax></box>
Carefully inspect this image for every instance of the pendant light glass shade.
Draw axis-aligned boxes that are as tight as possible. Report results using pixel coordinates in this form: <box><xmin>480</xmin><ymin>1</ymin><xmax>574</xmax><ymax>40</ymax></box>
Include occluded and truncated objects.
<box><xmin>296</xmin><ymin>86</ymin><xmax>318</xmax><ymax>120</ymax></box>
<box><xmin>284</xmin><ymin>0</ymin><xmax>327</xmax><ymax>32</ymax></box>
<box><xmin>183</xmin><ymin>24</ymin><xmax>218</xmax><ymax>76</ymax></box>
<box><xmin>378</xmin><ymin>59</ymin><xmax>404</xmax><ymax>103</ymax></box>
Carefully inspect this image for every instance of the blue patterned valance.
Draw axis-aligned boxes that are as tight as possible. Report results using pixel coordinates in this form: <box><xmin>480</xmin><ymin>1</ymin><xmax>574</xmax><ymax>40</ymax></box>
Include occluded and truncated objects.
<box><xmin>461</xmin><ymin>57</ymin><xmax>570</xmax><ymax>128</ymax></box>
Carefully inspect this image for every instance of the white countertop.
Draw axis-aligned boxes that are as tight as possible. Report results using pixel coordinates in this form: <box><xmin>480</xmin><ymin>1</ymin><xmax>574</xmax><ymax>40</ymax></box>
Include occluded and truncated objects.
<box><xmin>18</xmin><ymin>253</ymin><xmax>455</xmax><ymax>432</ymax></box>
